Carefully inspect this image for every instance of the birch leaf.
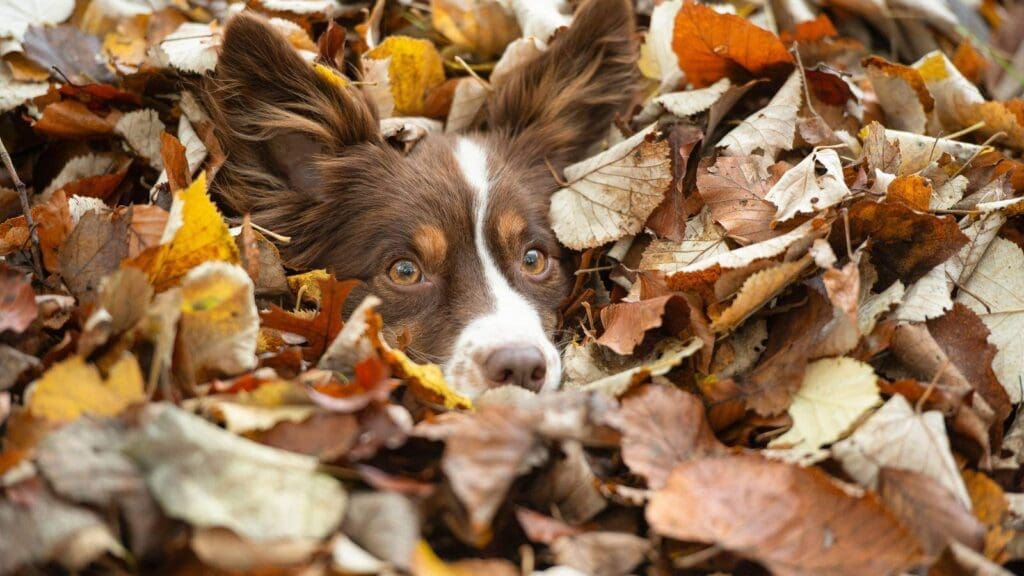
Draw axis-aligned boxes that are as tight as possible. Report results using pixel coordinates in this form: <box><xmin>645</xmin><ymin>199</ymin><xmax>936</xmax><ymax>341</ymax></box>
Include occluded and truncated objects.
<box><xmin>766</xmin><ymin>149</ymin><xmax>850</xmax><ymax>222</ymax></box>
<box><xmin>550</xmin><ymin>124</ymin><xmax>672</xmax><ymax>250</ymax></box>
<box><xmin>833</xmin><ymin>394</ymin><xmax>971</xmax><ymax>510</ymax></box>
<box><xmin>711</xmin><ymin>257</ymin><xmax>811</xmax><ymax>333</ymax></box>
<box><xmin>719</xmin><ymin>70</ymin><xmax>802</xmax><ymax>160</ymax></box>
<box><xmin>157</xmin><ymin>22</ymin><xmax>220</xmax><ymax>74</ymax></box>
<box><xmin>769</xmin><ymin>357</ymin><xmax>881</xmax><ymax>452</ymax></box>
<box><xmin>955</xmin><ymin>237</ymin><xmax>1024</xmax><ymax>403</ymax></box>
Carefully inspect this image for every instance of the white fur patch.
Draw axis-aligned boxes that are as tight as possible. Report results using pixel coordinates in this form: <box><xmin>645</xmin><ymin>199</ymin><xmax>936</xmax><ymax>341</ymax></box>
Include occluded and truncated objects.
<box><xmin>444</xmin><ymin>138</ymin><xmax>562</xmax><ymax>397</ymax></box>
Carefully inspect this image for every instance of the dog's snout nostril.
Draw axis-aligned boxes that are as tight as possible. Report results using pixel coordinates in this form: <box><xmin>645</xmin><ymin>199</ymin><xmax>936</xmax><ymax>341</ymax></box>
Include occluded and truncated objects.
<box><xmin>483</xmin><ymin>346</ymin><xmax>547</xmax><ymax>392</ymax></box>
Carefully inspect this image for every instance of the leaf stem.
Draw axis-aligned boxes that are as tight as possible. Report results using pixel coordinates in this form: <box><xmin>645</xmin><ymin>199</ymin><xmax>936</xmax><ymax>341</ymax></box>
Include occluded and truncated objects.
<box><xmin>0</xmin><ymin>133</ymin><xmax>43</xmax><ymax>278</ymax></box>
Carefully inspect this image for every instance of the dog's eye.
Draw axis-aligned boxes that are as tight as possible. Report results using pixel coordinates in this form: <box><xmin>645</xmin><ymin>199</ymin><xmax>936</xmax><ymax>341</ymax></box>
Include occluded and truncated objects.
<box><xmin>521</xmin><ymin>249</ymin><xmax>548</xmax><ymax>276</ymax></box>
<box><xmin>388</xmin><ymin>259</ymin><xmax>422</xmax><ymax>286</ymax></box>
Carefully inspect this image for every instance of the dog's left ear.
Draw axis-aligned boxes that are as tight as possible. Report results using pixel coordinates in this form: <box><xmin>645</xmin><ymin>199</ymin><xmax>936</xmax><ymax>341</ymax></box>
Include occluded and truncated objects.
<box><xmin>486</xmin><ymin>0</ymin><xmax>637</xmax><ymax>167</ymax></box>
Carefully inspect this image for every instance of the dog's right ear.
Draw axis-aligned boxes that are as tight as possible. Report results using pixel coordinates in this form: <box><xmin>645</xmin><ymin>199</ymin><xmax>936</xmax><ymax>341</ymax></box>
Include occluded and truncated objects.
<box><xmin>201</xmin><ymin>13</ymin><xmax>381</xmax><ymax>214</ymax></box>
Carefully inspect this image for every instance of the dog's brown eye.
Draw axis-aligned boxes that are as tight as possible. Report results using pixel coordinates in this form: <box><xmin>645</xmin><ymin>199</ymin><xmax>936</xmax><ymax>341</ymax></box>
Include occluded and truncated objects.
<box><xmin>388</xmin><ymin>259</ymin><xmax>422</xmax><ymax>286</ymax></box>
<box><xmin>521</xmin><ymin>249</ymin><xmax>547</xmax><ymax>276</ymax></box>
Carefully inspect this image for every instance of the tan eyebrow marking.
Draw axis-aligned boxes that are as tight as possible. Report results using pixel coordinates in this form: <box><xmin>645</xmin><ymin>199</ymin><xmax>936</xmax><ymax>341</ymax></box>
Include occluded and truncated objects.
<box><xmin>497</xmin><ymin>210</ymin><xmax>526</xmax><ymax>248</ymax></box>
<box><xmin>413</xmin><ymin>224</ymin><xmax>448</xmax><ymax>267</ymax></box>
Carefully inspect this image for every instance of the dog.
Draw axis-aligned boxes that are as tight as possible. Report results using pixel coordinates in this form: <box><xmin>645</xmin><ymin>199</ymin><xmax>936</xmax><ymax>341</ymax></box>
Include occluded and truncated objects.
<box><xmin>201</xmin><ymin>0</ymin><xmax>637</xmax><ymax>398</ymax></box>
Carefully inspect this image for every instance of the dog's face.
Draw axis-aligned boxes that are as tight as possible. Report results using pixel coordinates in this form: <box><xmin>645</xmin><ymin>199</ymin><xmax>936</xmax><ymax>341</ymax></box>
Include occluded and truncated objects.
<box><xmin>202</xmin><ymin>0</ymin><xmax>636</xmax><ymax>397</ymax></box>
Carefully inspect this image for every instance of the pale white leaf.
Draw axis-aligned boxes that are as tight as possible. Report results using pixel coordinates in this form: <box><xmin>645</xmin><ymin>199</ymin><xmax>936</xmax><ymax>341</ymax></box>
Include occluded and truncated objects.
<box><xmin>769</xmin><ymin>357</ymin><xmax>881</xmax><ymax>452</ymax></box>
<box><xmin>380</xmin><ymin>116</ymin><xmax>442</xmax><ymax>142</ymax></box>
<box><xmin>125</xmin><ymin>405</ymin><xmax>346</xmax><ymax>541</ymax></box>
<box><xmin>360</xmin><ymin>56</ymin><xmax>394</xmax><ymax>119</ymax></box>
<box><xmin>115</xmin><ymin>109</ymin><xmax>165</xmax><ymax>169</ymax></box>
<box><xmin>550</xmin><ymin>124</ymin><xmax>672</xmax><ymax>250</ymax></box>
<box><xmin>178</xmin><ymin>262</ymin><xmax>259</xmax><ymax>378</ymax></box>
<box><xmin>766</xmin><ymin>149</ymin><xmax>850</xmax><ymax>222</ymax></box>
<box><xmin>639</xmin><ymin>0</ymin><xmax>683</xmax><ymax>91</ymax></box>
<box><xmin>41</xmin><ymin>154</ymin><xmax>120</xmax><ymax>200</ymax></box>
<box><xmin>675</xmin><ymin>219</ymin><xmax>819</xmax><ymax>274</ymax></box>
<box><xmin>0</xmin><ymin>64</ymin><xmax>48</xmax><ymax>113</ymax></box>
<box><xmin>445</xmin><ymin>77</ymin><xmax>489</xmax><ymax>134</ymax></box>
<box><xmin>578</xmin><ymin>338</ymin><xmax>703</xmax><ymax>397</ymax></box>
<box><xmin>895</xmin><ymin>263</ymin><xmax>951</xmax><ymax>322</ymax></box>
<box><xmin>507</xmin><ymin>0</ymin><xmax>572</xmax><ymax>43</ymax></box>
<box><xmin>832</xmin><ymin>394</ymin><xmax>971</xmax><ymax>510</ymax></box>
<box><xmin>719</xmin><ymin>70</ymin><xmax>802</xmax><ymax>160</ymax></box>
<box><xmin>0</xmin><ymin>0</ymin><xmax>74</xmax><ymax>47</ymax></box>
<box><xmin>260</xmin><ymin>0</ymin><xmax>347</xmax><ymax>16</ymax></box>
<box><xmin>913</xmin><ymin>50</ymin><xmax>984</xmax><ymax>132</ymax></box>
<box><xmin>639</xmin><ymin>209</ymin><xmax>728</xmax><ymax>273</ymax></box>
<box><xmin>158</xmin><ymin>22</ymin><xmax>221</xmax><ymax>74</ymax></box>
<box><xmin>955</xmin><ymin>237</ymin><xmax>1024</xmax><ymax>403</ymax></box>
<box><xmin>635</xmin><ymin>78</ymin><xmax>731</xmax><ymax>124</ymax></box>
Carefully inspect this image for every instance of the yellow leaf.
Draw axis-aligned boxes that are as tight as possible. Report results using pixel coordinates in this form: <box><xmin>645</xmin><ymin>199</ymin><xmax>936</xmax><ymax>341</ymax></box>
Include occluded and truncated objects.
<box><xmin>178</xmin><ymin>262</ymin><xmax>259</xmax><ymax>381</ymax></box>
<box><xmin>365</xmin><ymin>36</ymin><xmax>446</xmax><ymax>116</ymax></box>
<box><xmin>287</xmin><ymin>269</ymin><xmax>332</xmax><ymax>305</ymax></box>
<box><xmin>430</xmin><ymin>0</ymin><xmax>520</xmax><ymax>58</ymax></box>
<box><xmin>124</xmin><ymin>172</ymin><xmax>240</xmax><ymax>292</ymax></box>
<box><xmin>314</xmin><ymin>63</ymin><xmax>348</xmax><ymax>90</ymax></box>
<box><xmin>28</xmin><ymin>354</ymin><xmax>144</xmax><ymax>423</ymax></box>
<box><xmin>384</xmin><ymin>347</ymin><xmax>472</xmax><ymax>411</ymax></box>
<box><xmin>102</xmin><ymin>14</ymin><xmax>149</xmax><ymax>72</ymax></box>
<box><xmin>365</xmin><ymin>312</ymin><xmax>472</xmax><ymax>410</ymax></box>
<box><xmin>410</xmin><ymin>540</ymin><xmax>459</xmax><ymax>576</ymax></box>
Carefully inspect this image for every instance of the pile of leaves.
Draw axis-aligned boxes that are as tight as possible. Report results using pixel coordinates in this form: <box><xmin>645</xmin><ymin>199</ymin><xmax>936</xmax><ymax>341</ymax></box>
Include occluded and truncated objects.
<box><xmin>2</xmin><ymin>0</ymin><xmax>1024</xmax><ymax>574</ymax></box>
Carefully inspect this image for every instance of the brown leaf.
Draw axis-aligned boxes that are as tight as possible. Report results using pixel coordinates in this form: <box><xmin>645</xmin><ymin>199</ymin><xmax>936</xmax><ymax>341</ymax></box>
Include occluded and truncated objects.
<box><xmin>597</xmin><ymin>295</ymin><xmax>672</xmax><ymax>356</ymax></box>
<box><xmin>551</xmin><ymin>531</ymin><xmax>650</xmax><ymax>576</ymax></box>
<box><xmin>160</xmin><ymin>132</ymin><xmax>191</xmax><ymax>192</ymax></box>
<box><xmin>739</xmin><ymin>287</ymin><xmax>834</xmax><ymax>415</ymax></box>
<box><xmin>647</xmin><ymin>454</ymin><xmax>924</xmax><ymax>576</ymax></box>
<box><xmin>0</xmin><ymin>191</ymin><xmax>73</xmax><ymax>272</ymax></box>
<box><xmin>0</xmin><ymin>264</ymin><xmax>37</xmax><ymax>334</ymax></box>
<box><xmin>34</xmin><ymin>100</ymin><xmax>119</xmax><ymax>139</ymax></box>
<box><xmin>255</xmin><ymin>412</ymin><xmax>359</xmax><ymax>461</ymax></box>
<box><xmin>58</xmin><ymin>209</ymin><xmax>130</xmax><ymax>304</ymax></box>
<box><xmin>878</xmin><ymin>468</ymin><xmax>986</xmax><ymax>559</ymax></box>
<box><xmin>672</xmin><ymin>2</ymin><xmax>794</xmax><ymax>88</ymax></box>
<box><xmin>928</xmin><ymin>304</ymin><xmax>1012</xmax><ymax>434</ymax></box>
<box><xmin>697</xmin><ymin>155</ymin><xmax>781</xmax><ymax>244</ymax></box>
<box><xmin>888</xmin><ymin>174</ymin><xmax>934</xmax><ymax>211</ymax></box>
<box><xmin>645</xmin><ymin>125</ymin><xmax>703</xmax><ymax>242</ymax></box>
<box><xmin>260</xmin><ymin>278</ymin><xmax>359</xmax><ymax>361</ymax></box>
<box><xmin>22</xmin><ymin>24</ymin><xmax>115</xmax><ymax>85</ymax></box>
<box><xmin>843</xmin><ymin>199</ymin><xmax>968</xmax><ymax>288</ymax></box>
<box><xmin>608</xmin><ymin>385</ymin><xmax>723</xmax><ymax>489</ymax></box>
<box><xmin>515</xmin><ymin>507</ymin><xmax>582</xmax><ymax>545</ymax></box>
<box><xmin>422</xmin><ymin>406</ymin><xmax>545</xmax><ymax>541</ymax></box>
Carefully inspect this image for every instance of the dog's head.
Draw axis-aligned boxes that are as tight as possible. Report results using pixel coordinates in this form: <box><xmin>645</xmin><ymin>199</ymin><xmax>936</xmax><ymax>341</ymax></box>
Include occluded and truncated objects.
<box><xmin>202</xmin><ymin>0</ymin><xmax>636</xmax><ymax>397</ymax></box>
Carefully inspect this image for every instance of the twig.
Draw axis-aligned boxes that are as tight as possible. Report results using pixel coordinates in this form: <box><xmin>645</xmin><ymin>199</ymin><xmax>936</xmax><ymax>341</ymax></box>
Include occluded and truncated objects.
<box><xmin>0</xmin><ymin>134</ymin><xmax>43</xmax><ymax>278</ymax></box>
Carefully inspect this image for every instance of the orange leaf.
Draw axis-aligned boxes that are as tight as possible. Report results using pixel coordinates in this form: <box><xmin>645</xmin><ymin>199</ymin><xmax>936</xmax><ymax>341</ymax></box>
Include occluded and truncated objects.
<box><xmin>886</xmin><ymin>174</ymin><xmax>933</xmax><ymax>211</ymax></box>
<box><xmin>780</xmin><ymin>14</ymin><xmax>838</xmax><ymax>44</ymax></box>
<box><xmin>672</xmin><ymin>2</ymin><xmax>794</xmax><ymax>88</ymax></box>
<box><xmin>259</xmin><ymin>278</ymin><xmax>359</xmax><ymax>361</ymax></box>
<box><xmin>33</xmin><ymin>100</ymin><xmax>119</xmax><ymax>139</ymax></box>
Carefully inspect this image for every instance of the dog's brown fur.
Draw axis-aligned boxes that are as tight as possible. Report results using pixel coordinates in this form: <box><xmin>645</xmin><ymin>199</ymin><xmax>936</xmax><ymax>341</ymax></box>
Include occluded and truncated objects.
<box><xmin>201</xmin><ymin>0</ymin><xmax>636</xmax><ymax>368</ymax></box>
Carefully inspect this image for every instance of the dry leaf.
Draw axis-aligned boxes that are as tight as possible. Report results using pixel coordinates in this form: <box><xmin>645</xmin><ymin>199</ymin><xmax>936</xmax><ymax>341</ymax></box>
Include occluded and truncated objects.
<box><xmin>647</xmin><ymin>454</ymin><xmax>923</xmax><ymax>576</ymax></box>
<box><xmin>696</xmin><ymin>155</ymin><xmax>780</xmax><ymax>244</ymax></box>
<box><xmin>719</xmin><ymin>70</ymin><xmax>802</xmax><ymax>159</ymax></box>
<box><xmin>833</xmin><ymin>394</ymin><xmax>972</xmax><ymax>510</ymax></box>
<box><xmin>550</xmin><ymin>123</ymin><xmax>672</xmax><ymax>250</ymax></box>
<box><xmin>769</xmin><ymin>357</ymin><xmax>881</xmax><ymax>452</ymax></box>
<box><xmin>671</xmin><ymin>2</ymin><xmax>794</xmax><ymax>88</ymax></box>
<box><xmin>27</xmin><ymin>354</ymin><xmax>144</xmax><ymax>424</ymax></box>
<box><xmin>766</xmin><ymin>149</ymin><xmax>851</xmax><ymax>222</ymax></box>
<box><xmin>608</xmin><ymin>384</ymin><xmax>723</xmax><ymax>489</ymax></box>
<box><xmin>365</xmin><ymin>36</ymin><xmax>446</xmax><ymax>116</ymax></box>
<box><xmin>711</xmin><ymin>257</ymin><xmax>811</xmax><ymax>333</ymax></box>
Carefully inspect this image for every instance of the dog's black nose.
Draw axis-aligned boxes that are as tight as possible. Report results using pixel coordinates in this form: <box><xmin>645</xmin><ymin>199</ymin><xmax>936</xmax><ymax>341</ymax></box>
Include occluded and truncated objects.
<box><xmin>483</xmin><ymin>346</ymin><xmax>547</xmax><ymax>391</ymax></box>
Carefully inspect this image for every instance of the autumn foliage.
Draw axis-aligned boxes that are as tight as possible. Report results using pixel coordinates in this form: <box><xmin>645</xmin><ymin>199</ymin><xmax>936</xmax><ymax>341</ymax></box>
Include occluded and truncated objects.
<box><xmin>2</xmin><ymin>0</ymin><xmax>1024</xmax><ymax>575</ymax></box>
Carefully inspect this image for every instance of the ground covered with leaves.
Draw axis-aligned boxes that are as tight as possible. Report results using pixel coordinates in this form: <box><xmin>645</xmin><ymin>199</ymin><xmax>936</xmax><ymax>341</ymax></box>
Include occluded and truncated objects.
<box><xmin>2</xmin><ymin>0</ymin><xmax>1024</xmax><ymax>574</ymax></box>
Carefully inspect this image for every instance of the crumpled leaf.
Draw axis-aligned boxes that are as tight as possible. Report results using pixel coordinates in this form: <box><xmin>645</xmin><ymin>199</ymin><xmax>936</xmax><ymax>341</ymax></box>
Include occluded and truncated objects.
<box><xmin>550</xmin><ymin>123</ymin><xmax>672</xmax><ymax>250</ymax></box>
<box><xmin>607</xmin><ymin>385</ymin><xmax>723</xmax><ymax>489</ymax></box>
<box><xmin>365</xmin><ymin>36</ymin><xmax>446</xmax><ymax>116</ymax></box>
<box><xmin>0</xmin><ymin>265</ymin><xmax>36</xmax><ymax>334</ymax></box>
<box><xmin>766</xmin><ymin>149</ymin><xmax>851</xmax><ymax>222</ymax></box>
<box><xmin>27</xmin><ymin>354</ymin><xmax>144</xmax><ymax>424</ymax></box>
<box><xmin>710</xmin><ymin>256</ymin><xmax>811</xmax><ymax>333</ymax></box>
<box><xmin>597</xmin><ymin>295</ymin><xmax>672</xmax><ymax>355</ymax></box>
<box><xmin>125</xmin><ymin>404</ymin><xmax>346</xmax><ymax>541</ymax></box>
<box><xmin>177</xmin><ymin>262</ymin><xmax>259</xmax><ymax>382</ymax></box>
<box><xmin>833</xmin><ymin>394</ymin><xmax>972</xmax><ymax>510</ymax></box>
<box><xmin>769</xmin><ymin>357</ymin><xmax>881</xmax><ymax>453</ymax></box>
<box><xmin>125</xmin><ymin>172</ymin><xmax>240</xmax><ymax>292</ymax></box>
<box><xmin>955</xmin><ymin>237</ymin><xmax>1024</xmax><ymax>403</ymax></box>
<box><xmin>647</xmin><ymin>454</ymin><xmax>923</xmax><ymax>576</ymax></box>
<box><xmin>718</xmin><ymin>70</ymin><xmax>802</xmax><ymax>159</ymax></box>
<box><xmin>696</xmin><ymin>155</ymin><xmax>781</xmax><ymax>244</ymax></box>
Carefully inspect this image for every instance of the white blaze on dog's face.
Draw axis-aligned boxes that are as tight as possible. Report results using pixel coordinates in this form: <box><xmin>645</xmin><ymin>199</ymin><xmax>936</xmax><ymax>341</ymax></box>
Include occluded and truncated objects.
<box><xmin>446</xmin><ymin>138</ymin><xmax>562</xmax><ymax>396</ymax></box>
<box><xmin>201</xmin><ymin>0</ymin><xmax>637</xmax><ymax>397</ymax></box>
